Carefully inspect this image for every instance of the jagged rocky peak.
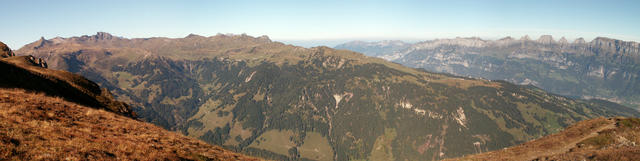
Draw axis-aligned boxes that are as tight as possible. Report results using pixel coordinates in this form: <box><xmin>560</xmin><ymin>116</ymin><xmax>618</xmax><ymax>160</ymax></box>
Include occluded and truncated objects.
<box><xmin>33</xmin><ymin>37</ymin><xmax>51</xmax><ymax>49</ymax></box>
<box><xmin>537</xmin><ymin>35</ymin><xmax>555</xmax><ymax>44</ymax></box>
<box><xmin>590</xmin><ymin>37</ymin><xmax>640</xmax><ymax>54</ymax></box>
<box><xmin>94</xmin><ymin>32</ymin><xmax>114</xmax><ymax>40</ymax></box>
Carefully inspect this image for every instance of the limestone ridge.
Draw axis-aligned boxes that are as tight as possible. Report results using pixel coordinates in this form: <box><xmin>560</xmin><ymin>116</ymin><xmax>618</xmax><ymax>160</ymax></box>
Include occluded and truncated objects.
<box><xmin>336</xmin><ymin>36</ymin><xmax>640</xmax><ymax>107</ymax></box>
<box><xmin>404</xmin><ymin>35</ymin><xmax>639</xmax><ymax>53</ymax></box>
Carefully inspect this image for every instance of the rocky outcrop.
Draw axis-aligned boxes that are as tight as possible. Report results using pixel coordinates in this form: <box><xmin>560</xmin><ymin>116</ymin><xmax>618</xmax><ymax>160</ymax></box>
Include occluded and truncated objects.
<box><xmin>0</xmin><ymin>41</ymin><xmax>15</xmax><ymax>58</ymax></box>
<box><xmin>1</xmin><ymin>42</ymin><xmax>47</xmax><ymax>68</ymax></box>
<box><xmin>94</xmin><ymin>32</ymin><xmax>114</xmax><ymax>40</ymax></box>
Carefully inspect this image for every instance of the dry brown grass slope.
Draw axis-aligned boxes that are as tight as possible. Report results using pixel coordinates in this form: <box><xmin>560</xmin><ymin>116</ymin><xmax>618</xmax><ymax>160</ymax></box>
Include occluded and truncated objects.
<box><xmin>0</xmin><ymin>42</ymin><xmax>135</xmax><ymax>118</ymax></box>
<box><xmin>0</xmin><ymin>88</ymin><xmax>260</xmax><ymax>160</ymax></box>
<box><xmin>447</xmin><ymin>117</ymin><xmax>640</xmax><ymax>161</ymax></box>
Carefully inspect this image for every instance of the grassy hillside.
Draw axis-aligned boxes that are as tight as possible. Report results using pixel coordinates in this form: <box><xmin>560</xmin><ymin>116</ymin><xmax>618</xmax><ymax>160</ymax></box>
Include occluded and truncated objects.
<box><xmin>448</xmin><ymin>117</ymin><xmax>640</xmax><ymax>161</ymax></box>
<box><xmin>0</xmin><ymin>88</ymin><xmax>259</xmax><ymax>160</ymax></box>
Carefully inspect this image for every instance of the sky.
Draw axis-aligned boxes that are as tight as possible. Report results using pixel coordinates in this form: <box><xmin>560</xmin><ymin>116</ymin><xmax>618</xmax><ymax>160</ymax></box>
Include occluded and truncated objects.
<box><xmin>1</xmin><ymin>0</ymin><xmax>639</xmax><ymax>48</ymax></box>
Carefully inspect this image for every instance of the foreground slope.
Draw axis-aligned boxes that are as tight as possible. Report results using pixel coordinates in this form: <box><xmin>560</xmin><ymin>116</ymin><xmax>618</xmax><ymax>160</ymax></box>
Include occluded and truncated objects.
<box><xmin>449</xmin><ymin>117</ymin><xmax>640</xmax><ymax>161</ymax></box>
<box><xmin>0</xmin><ymin>42</ymin><xmax>135</xmax><ymax>118</ymax></box>
<box><xmin>17</xmin><ymin>32</ymin><xmax>640</xmax><ymax>160</ymax></box>
<box><xmin>336</xmin><ymin>36</ymin><xmax>640</xmax><ymax>108</ymax></box>
<box><xmin>0</xmin><ymin>89</ymin><xmax>258</xmax><ymax>160</ymax></box>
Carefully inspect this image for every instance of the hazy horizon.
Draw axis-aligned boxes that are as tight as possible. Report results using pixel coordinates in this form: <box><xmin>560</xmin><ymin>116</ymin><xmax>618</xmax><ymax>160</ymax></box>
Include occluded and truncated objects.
<box><xmin>2</xmin><ymin>0</ymin><xmax>639</xmax><ymax>48</ymax></box>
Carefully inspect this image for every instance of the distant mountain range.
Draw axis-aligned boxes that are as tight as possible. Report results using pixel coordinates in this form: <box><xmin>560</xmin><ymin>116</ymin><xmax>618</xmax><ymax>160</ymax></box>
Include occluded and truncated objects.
<box><xmin>16</xmin><ymin>32</ymin><xmax>640</xmax><ymax>160</ymax></box>
<box><xmin>335</xmin><ymin>36</ymin><xmax>640</xmax><ymax>108</ymax></box>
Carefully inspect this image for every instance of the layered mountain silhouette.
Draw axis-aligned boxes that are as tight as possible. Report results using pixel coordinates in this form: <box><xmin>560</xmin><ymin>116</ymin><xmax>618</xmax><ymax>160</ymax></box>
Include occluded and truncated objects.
<box><xmin>0</xmin><ymin>41</ymin><xmax>258</xmax><ymax>160</ymax></box>
<box><xmin>336</xmin><ymin>36</ymin><xmax>640</xmax><ymax>109</ymax></box>
<box><xmin>16</xmin><ymin>32</ymin><xmax>640</xmax><ymax>160</ymax></box>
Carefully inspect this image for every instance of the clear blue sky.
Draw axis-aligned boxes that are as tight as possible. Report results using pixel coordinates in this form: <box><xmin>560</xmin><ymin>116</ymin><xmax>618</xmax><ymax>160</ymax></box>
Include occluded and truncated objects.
<box><xmin>1</xmin><ymin>0</ymin><xmax>639</xmax><ymax>48</ymax></box>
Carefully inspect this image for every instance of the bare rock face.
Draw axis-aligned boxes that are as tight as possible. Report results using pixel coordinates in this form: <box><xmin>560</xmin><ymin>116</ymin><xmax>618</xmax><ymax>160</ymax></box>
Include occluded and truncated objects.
<box><xmin>94</xmin><ymin>32</ymin><xmax>114</xmax><ymax>40</ymax></box>
<box><xmin>0</xmin><ymin>41</ymin><xmax>15</xmax><ymax>58</ymax></box>
<box><xmin>591</xmin><ymin>37</ymin><xmax>640</xmax><ymax>54</ymax></box>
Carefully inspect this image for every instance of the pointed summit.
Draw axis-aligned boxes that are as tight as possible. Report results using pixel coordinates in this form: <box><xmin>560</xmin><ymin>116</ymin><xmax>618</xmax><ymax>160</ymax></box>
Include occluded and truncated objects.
<box><xmin>33</xmin><ymin>36</ymin><xmax>49</xmax><ymax>49</ymax></box>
